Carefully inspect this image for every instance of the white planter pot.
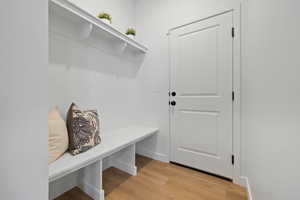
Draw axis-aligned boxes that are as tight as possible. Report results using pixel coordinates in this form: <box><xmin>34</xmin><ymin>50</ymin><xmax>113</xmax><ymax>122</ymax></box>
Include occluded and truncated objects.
<box><xmin>127</xmin><ymin>34</ymin><xmax>135</xmax><ymax>40</ymax></box>
<box><xmin>101</xmin><ymin>19</ymin><xmax>111</xmax><ymax>25</ymax></box>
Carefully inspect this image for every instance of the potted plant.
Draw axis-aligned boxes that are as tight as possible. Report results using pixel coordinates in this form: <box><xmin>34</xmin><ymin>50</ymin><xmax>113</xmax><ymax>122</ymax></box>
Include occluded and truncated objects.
<box><xmin>97</xmin><ymin>13</ymin><xmax>112</xmax><ymax>24</ymax></box>
<box><xmin>126</xmin><ymin>28</ymin><xmax>136</xmax><ymax>39</ymax></box>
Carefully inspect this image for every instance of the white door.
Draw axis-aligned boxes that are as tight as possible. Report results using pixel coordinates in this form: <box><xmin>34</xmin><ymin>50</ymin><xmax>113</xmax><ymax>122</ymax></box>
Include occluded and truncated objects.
<box><xmin>170</xmin><ymin>12</ymin><xmax>233</xmax><ymax>178</ymax></box>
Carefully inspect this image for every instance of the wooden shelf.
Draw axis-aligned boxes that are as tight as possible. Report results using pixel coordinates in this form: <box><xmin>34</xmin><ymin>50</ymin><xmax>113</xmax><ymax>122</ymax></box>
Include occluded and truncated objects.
<box><xmin>49</xmin><ymin>0</ymin><xmax>148</xmax><ymax>54</ymax></box>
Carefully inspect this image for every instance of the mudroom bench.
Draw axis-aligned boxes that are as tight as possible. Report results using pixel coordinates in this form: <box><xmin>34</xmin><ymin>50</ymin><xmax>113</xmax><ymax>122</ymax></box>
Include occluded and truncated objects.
<box><xmin>49</xmin><ymin>126</ymin><xmax>158</xmax><ymax>200</ymax></box>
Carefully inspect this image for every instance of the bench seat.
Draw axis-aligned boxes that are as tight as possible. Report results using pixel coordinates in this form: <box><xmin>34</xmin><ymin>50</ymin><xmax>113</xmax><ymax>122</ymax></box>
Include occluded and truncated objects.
<box><xmin>49</xmin><ymin>126</ymin><xmax>158</xmax><ymax>199</ymax></box>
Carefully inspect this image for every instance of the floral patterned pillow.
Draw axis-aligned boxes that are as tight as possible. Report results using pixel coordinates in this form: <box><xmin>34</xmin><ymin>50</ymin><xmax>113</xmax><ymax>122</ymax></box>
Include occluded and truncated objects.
<box><xmin>66</xmin><ymin>103</ymin><xmax>101</xmax><ymax>155</ymax></box>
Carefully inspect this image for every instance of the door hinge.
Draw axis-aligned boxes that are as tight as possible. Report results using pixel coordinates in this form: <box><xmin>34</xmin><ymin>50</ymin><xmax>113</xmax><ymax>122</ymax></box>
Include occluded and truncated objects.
<box><xmin>231</xmin><ymin>27</ymin><xmax>235</xmax><ymax>38</ymax></box>
<box><xmin>232</xmin><ymin>91</ymin><xmax>235</xmax><ymax>101</ymax></box>
<box><xmin>231</xmin><ymin>155</ymin><xmax>235</xmax><ymax>165</ymax></box>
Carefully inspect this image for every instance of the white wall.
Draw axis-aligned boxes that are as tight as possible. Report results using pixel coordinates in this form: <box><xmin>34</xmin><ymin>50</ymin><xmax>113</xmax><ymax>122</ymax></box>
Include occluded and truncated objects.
<box><xmin>70</xmin><ymin>0</ymin><xmax>136</xmax><ymax>36</ymax></box>
<box><xmin>133</xmin><ymin>0</ymin><xmax>170</xmax><ymax>162</ymax></box>
<box><xmin>0</xmin><ymin>0</ymin><xmax>48</xmax><ymax>199</ymax></box>
<box><xmin>49</xmin><ymin>0</ymin><xmax>141</xmax><ymax>133</ymax></box>
<box><xmin>242</xmin><ymin>0</ymin><xmax>300</xmax><ymax>199</ymax></box>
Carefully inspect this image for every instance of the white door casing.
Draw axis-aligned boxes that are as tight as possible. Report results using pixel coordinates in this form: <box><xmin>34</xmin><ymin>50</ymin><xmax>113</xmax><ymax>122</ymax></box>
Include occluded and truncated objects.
<box><xmin>170</xmin><ymin>12</ymin><xmax>233</xmax><ymax>179</ymax></box>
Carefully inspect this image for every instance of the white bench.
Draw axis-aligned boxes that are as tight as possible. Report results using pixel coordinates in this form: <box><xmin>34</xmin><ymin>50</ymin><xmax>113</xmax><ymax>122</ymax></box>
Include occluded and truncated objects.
<box><xmin>49</xmin><ymin>126</ymin><xmax>158</xmax><ymax>200</ymax></box>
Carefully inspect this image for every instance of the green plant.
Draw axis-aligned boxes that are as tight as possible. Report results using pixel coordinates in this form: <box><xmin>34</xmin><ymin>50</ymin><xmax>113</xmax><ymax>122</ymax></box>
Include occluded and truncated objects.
<box><xmin>126</xmin><ymin>28</ymin><xmax>136</xmax><ymax>36</ymax></box>
<box><xmin>97</xmin><ymin>13</ymin><xmax>112</xmax><ymax>23</ymax></box>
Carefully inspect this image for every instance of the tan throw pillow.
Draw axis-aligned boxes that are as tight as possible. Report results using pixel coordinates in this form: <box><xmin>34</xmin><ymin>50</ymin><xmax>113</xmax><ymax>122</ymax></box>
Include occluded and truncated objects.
<box><xmin>48</xmin><ymin>107</ymin><xmax>69</xmax><ymax>164</ymax></box>
<box><xmin>66</xmin><ymin>103</ymin><xmax>101</xmax><ymax>155</ymax></box>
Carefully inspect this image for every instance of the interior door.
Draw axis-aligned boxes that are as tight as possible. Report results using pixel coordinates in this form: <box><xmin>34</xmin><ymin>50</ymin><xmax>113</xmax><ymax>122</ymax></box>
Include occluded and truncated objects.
<box><xmin>170</xmin><ymin>12</ymin><xmax>233</xmax><ymax>178</ymax></box>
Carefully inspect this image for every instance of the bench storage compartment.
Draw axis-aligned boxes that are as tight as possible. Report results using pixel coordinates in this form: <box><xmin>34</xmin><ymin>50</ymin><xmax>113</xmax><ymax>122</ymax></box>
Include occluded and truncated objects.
<box><xmin>49</xmin><ymin>126</ymin><xmax>158</xmax><ymax>200</ymax></box>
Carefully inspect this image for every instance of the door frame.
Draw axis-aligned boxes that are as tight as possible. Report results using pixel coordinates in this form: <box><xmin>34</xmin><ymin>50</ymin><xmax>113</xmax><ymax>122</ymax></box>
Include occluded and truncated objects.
<box><xmin>168</xmin><ymin>4</ymin><xmax>242</xmax><ymax>185</ymax></box>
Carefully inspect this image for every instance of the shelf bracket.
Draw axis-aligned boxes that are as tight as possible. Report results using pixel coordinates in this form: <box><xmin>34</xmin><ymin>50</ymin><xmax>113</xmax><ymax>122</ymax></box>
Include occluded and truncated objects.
<box><xmin>120</xmin><ymin>42</ymin><xmax>128</xmax><ymax>53</ymax></box>
<box><xmin>50</xmin><ymin>0</ymin><xmax>148</xmax><ymax>53</ymax></box>
<box><xmin>78</xmin><ymin>22</ymin><xmax>93</xmax><ymax>40</ymax></box>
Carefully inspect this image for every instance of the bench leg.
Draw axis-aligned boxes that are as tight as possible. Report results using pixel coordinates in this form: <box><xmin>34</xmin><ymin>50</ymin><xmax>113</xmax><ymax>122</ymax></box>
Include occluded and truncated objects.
<box><xmin>49</xmin><ymin>172</ymin><xmax>79</xmax><ymax>200</ymax></box>
<box><xmin>78</xmin><ymin>160</ymin><xmax>105</xmax><ymax>200</ymax></box>
<box><xmin>110</xmin><ymin>144</ymin><xmax>137</xmax><ymax>176</ymax></box>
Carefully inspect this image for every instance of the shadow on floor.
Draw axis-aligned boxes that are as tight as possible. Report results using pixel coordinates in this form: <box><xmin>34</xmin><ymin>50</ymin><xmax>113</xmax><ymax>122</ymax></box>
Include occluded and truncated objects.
<box><xmin>103</xmin><ymin>155</ymin><xmax>153</xmax><ymax>196</ymax></box>
<box><xmin>136</xmin><ymin>154</ymin><xmax>153</xmax><ymax>172</ymax></box>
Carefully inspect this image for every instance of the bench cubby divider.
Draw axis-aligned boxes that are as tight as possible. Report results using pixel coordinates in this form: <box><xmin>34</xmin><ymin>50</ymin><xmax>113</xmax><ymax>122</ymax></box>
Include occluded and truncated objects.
<box><xmin>49</xmin><ymin>126</ymin><xmax>158</xmax><ymax>200</ymax></box>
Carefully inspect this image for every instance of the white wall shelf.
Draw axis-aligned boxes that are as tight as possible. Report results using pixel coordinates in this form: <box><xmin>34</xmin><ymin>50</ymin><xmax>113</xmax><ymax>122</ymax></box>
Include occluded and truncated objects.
<box><xmin>49</xmin><ymin>0</ymin><xmax>148</xmax><ymax>54</ymax></box>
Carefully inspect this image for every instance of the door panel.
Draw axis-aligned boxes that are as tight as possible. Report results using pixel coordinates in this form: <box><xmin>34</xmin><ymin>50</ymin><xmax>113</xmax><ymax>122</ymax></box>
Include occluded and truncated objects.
<box><xmin>178</xmin><ymin>25</ymin><xmax>219</xmax><ymax>95</ymax></box>
<box><xmin>170</xmin><ymin>12</ymin><xmax>233</xmax><ymax>178</ymax></box>
<box><xmin>177</xmin><ymin>111</ymin><xmax>219</xmax><ymax>156</ymax></box>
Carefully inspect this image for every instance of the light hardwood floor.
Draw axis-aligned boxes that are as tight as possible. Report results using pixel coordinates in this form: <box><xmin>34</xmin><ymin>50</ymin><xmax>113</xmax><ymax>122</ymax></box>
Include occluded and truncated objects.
<box><xmin>56</xmin><ymin>155</ymin><xmax>247</xmax><ymax>200</ymax></box>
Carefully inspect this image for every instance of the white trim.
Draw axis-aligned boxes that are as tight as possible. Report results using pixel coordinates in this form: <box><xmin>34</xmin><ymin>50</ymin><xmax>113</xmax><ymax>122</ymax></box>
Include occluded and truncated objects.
<box><xmin>79</xmin><ymin>181</ymin><xmax>105</xmax><ymax>200</ymax></box>
<box><xmin>240</xmin><ymin>176</ymin><xmax>254</xmax><ymax>200</ymax></box>
<box><xmin>136</xmin><ymin>148</ymin><xmax>169</xmax><ymax>163</ymax></box>
<box><xmin>237</xmin><ymin>176</ymin><xmax>246</xmax><ymax>187</ymax></box>
<box><xmin>232</xmin><ymin>2</ymin><xmax>242</xmax><ymax>185</ymax></box>
<box><xmin>169</xmin><ymin>9</ymin><xmax>234</xmax><ymax>31</ymax></box>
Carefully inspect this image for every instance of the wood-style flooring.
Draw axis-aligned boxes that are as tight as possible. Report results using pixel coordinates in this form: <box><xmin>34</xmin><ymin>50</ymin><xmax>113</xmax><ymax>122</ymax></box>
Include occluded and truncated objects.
<box><xmin>56</xmin><ymin>155</ymin><xmax>247</xmax><ymax>200</ymax></box>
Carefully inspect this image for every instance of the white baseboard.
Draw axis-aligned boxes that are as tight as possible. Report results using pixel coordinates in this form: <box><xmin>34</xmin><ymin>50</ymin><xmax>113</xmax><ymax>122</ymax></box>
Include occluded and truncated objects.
<box><xmin>111</xmin><ymin>160</ymin><xmax>137</xmax><ymax>176</ymax></box>
<box><xmin>79</xmin><ymin>180</ymin><xmax>105</xmax><ymax>200</ymax></box>
<box><xmin>136</xmin><ymin>147</ymin><xmax>169</xmax><ymax>163</ymax></box>
<box><xmin>240</xmin><ymin>176</ymin><xmax>253</xmax><ymax>200</ymax></box>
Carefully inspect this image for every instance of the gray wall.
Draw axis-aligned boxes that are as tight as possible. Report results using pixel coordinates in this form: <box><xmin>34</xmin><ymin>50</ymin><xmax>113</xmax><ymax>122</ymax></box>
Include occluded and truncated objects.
<box><xmin>0</xmin><ymin>0</ymin><xmax>48</xmax><ymax>199</ymax></box>
<box><xmin>242</xmin><ymin>0</ymin><xmax>300</xmax><ymax>199</ymax></box>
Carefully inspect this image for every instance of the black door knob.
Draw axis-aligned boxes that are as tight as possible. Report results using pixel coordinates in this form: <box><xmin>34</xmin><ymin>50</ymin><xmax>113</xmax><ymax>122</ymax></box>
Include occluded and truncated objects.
<box><xmin>170</xmin><ymin>101</ymin><xmax>176</xmax><ymax>106</ymax></box>
<box><xmin>171</xmin><ymin>92</ymin><xmax>176</xmax><ymax>96</ymax></box>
